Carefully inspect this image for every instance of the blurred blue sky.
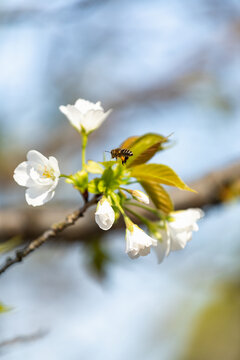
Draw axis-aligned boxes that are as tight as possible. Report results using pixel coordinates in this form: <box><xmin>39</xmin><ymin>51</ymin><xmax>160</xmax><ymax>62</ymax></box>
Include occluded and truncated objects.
<box><xmin>0</xmin><ymin>1</ymin><xmax>240</xmax><ymax>359</ymax></box>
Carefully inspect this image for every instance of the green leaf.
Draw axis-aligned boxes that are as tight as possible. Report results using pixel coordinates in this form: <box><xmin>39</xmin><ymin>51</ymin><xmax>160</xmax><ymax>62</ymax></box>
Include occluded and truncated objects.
<box><xmin>100</xmin><ymin>160</ymin><xmax>116</xmax><ymax>168</ymax></box>
<box><xmin>0</xmin><ymin>235</ymin><xmax>22</xmax><ymax>254</ymax></box>
<box><xmin>88</xmin><ymin>178</ymin><xmax>101</xmax><ymax>194</ymax></box>
<box><xmin>120</xmin><ymin>135</ymin><xmax>139</xmax><ymax>149</ymax></box>
<box><xmin>85</xmin><ymin>160</ymin><xmax>104</xmax><ymax>174</ymax></box>
<box><xmin>97</xmin><ymin>179</ymin><xmax>106</xmax><ymax>193</ymax></box>
<box><xmin>130</xmin><ymin>164</ymin><xmax>196</xmax><ymax>192</ymax></box>
<box><xmin>84</xmin><ymin>238</ymin><xmax>111</xmax><ymax>279</ymax></box>
<box><xmin>102</xmin><ymin>167</ymin><xmax>114</xmax><ymax>187</ymax></box>
<box><xmin>140</xmin><ymin>181</ymin><xmax>174</xmax><ymax>214</ymax></box>
<box><xmin>125</xmin><ymin>133</ymin><xmax>169</xmax><ymax>168</ymax></box>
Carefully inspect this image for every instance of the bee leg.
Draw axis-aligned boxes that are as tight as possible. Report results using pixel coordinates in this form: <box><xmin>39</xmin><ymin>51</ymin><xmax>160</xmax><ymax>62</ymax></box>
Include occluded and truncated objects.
<box><xmin>122</xmin><ymin>156</ymin><xmax>128</xmax><ymax>165</ymax></box>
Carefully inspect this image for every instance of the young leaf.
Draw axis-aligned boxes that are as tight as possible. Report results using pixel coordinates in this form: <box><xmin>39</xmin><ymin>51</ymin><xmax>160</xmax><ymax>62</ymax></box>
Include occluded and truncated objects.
<box><xmin>100</xmin><ymin>160</ymin><xmax>116</xmax><ymax>168</ymax></box>
<box><xmin>120</xmin><ymin>135</ymin><xmax>139</xmax><ymax>149</ymax></box>
<box><xmin>125</xmin><ymin>133</ymin><xmax>169</xmax><ymax>168</ymax></box>
<box><xmin>140</xmin><ymin>181</ymin><xmax>174</xmax><ymax>214</ymax></box>
<box><xmin>130</xmin><ymin>164</ymin><xmax>196</xmax><ymax>192</ymax></box>
<box><xmin>66</xmin><ymin>170</ymin><xmax>88</xmax><ymax>193</ymax></box>
<box><xmin>85</xmin><ymin>161</ymin><xmax>103</xmax><ymax>174</ymax></box>
<box><xmin>102</xmin><ymin>167</ymin><xmax>114</xmax><ymax>187</ymax></box>
<box><xmin>88</xmin><ymin>178</ymin><xmax>101</xmax><ymax>194</ymax></box>
<box><xmin>97</xmin><ymin>179</ymin><xmax>106</xmax><ymax>193</ymax></box>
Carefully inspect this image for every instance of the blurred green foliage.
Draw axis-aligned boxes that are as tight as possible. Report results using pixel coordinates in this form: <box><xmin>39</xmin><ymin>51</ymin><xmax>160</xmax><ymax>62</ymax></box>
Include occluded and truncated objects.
<box><xmin>0</xmin><ymin>302</ymin><xmax>11</xmax><ymax>313</ymax></box>
<box><xmin>0</xmin><ymin>235</ymin><xmax>22</xmax><ymax>254</ymax></box>
<box><xmin>182</xmin><ymin>281</ymin><xmax>240</xmax><ymax>360</ymax></box>
<box><xmin>84</xmin><ymin>238</ymin><xmax>111</xmax><ymax>279</ymax></box>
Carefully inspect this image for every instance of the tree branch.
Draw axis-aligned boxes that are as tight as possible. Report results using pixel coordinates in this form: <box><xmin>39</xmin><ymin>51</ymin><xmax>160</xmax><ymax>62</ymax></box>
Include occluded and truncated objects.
<box><xmin>172</xmin><ymin>159</ymin><xmax>240</xmax><ymax>210</ymax></box>
<box><xmin>1</xmin><ymin>159</ymin><xmax>239</xmax><ymax>240</ymax></box>
<box><xmin>0</xmin><ymin>195</ymin><xmax>99</xmax><ymax>276</ymax></box>
<box><xmin>0</xmin><ymin>159</ymin><xmax>239</xmax><ymax>276</ymax></box>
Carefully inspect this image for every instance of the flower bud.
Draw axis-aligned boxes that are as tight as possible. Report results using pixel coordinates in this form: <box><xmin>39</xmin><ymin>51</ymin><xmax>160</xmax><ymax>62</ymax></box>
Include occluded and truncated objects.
<box><xmin>131</xmin><ymin>190</ymin><xmax>149</xmax><ymax>204</ymax></box>
<box><xmin>95</xmin><ymin>197</ymin><xmax>115</xmax><ymax>230</ymax></box>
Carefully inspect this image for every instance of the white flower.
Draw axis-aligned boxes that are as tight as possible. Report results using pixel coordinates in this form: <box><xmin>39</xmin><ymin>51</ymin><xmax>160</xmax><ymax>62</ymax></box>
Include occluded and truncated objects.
<box><xmin>59</xmin><ymin>99</ymin><xmax>112</xmax><ymax>134</ymax></box>
<box><xmin>13</xmin><ymin>150</ymin><xmax>60</xmax><ymax>207</ymax></box>
<box><xmin>132</xmin><ymin>190</ymin><xmax>149</xmax><ymax>204</ymax></box>
<box><xmin>126</xmin><ymin>223</ymin><xmax>157</xmax><ymax>259</ymax></box>
<box><xmin>155</xmin><ymin>208</ymin><xmax>204</xmax><ymax>263</ymax></box>
<box><xmin>95</xmin><ymin>197</ymin><xmax>115</xmax><ymax>230</ymax></box>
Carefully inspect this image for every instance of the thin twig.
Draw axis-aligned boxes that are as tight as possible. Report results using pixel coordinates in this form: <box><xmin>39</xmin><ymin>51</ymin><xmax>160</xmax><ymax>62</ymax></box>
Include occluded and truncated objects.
<box><xmin>0</xmin><ymin>195</ymin><xmax>99</xmax><ymax>276</ymax></box>
<box><xmin>0</xmin><ymin>330</ymin><xmax>48</xmax><ymax>348</ymax></box>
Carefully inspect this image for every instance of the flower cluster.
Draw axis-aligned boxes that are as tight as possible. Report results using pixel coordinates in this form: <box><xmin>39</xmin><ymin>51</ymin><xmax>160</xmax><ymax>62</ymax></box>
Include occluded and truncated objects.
<box><xmin>13</xmin><ymin>98</ymin><xmax>204</xmax><ymax>263</ymax></box>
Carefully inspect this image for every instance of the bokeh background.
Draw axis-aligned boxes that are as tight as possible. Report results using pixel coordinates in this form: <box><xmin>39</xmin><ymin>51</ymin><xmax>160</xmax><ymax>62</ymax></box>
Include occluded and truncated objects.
<box><xmin>0</xmin><ymin>0</ymin><xmax>240</xmax><ymax>359</ymax></box>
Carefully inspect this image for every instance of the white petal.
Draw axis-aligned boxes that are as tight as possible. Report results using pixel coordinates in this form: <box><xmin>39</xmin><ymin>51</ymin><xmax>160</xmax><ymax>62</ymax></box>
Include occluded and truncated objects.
<box><xmin>29</xmin><ymin>167</ymin><xmax>53</xmax><ymax>186</ymax></box>
<box><xmin>75</xmin><ymin>99</ymin><xmax>103</xmax><ymax>113</ymax></box>
<box><xmin>125</xmin><ymin>225</ymin><xmax>157</xmax><ymax>259</ymax></box>
<box><xmin>59</xmin><ymin>105</ymin><xmax>82</xmax><ymax>131</ymax></box>
<box><xmin>154</xmin><ymin>230</ymin><xmax>171</xmax><ymax>263</ymax></box>
<box><xmin>138</xmin><ymin>246</ymin><xmax>151</xmax><ymax>257</ymax></box>
<box><xmin>25</xmin><ymin>186</ymin><xmax>54</xmax><ymax>207</ymax></box>
<box><xmin>170</xmin><ymin>209</ymin><xmax>204</xmax><ymax>231</ymax></box>
<box><xmin>169</xmin><ymin>229</ymin><xmax>192</xmax><ymax>251</ymax></box>
<box><xmin>27</xmin><ymin>150</ymin><xmax>49</xmax><ymax>166</ymax></box>
<box><xmin>13</xmin><ymin>161</ymin><xmax>34</xmax><ymax>187</ymax></box>
<box><xmin>82</xmin><ymin>109</ymin><xmax>111</xmax><ymax>133</ymax></box>
<box><xmin>48</xmin><ymin>156</ymin><xmax>60</xmax><ymax>177</ymax></box>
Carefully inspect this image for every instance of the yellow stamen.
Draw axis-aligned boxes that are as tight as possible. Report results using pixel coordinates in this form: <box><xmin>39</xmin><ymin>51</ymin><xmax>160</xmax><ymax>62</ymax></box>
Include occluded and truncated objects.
<box><xmin>42</xmin><ymin>166</ymin><xmax>55</xmax><ymax>179</ymax></box>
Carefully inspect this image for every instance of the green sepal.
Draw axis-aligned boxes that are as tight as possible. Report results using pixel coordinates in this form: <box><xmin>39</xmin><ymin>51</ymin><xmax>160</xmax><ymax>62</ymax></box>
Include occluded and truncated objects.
<box><xmin>124</xmin><ymin>216</ymin><xmax>134</xmax><ymax>231</ymax></box>
<box><xmin>113</xmin><ymin>208</ymin><xmax>121</xmax><ymax>222</ymax></box>
<box><xmin>109</xmin><ymin>191</ymin><xmax>121</xmax><ymax>207</ymax></box>
<box><xmin>66</xmin><ymin>170</ymin><xmax>88</xmax><ymax>193</ymax></box>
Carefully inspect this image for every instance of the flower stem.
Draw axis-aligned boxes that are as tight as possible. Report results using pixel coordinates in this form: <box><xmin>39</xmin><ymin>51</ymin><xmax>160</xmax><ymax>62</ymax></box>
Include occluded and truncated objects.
<box><xmin>124</xmin><ymin>206</ymin><xmax>151</xmax><ymax>227</ymax></box>
<box><xmin>110</xmin><ymin>192</ymin><xmax>125</xmax><ymax>216</ymax></box>
<box><xmin>127</xmin><ymin>201</ymin><xmax>160</xmax><ymax>217</ymax></box>
<box><xmin>81</xmin><ymin>133</ymin><xmax>88</xmax><ymax>168</ymax></box>
<box><xmin>59</xmin><ymin>174</ymin><xmax>70</xmax><ymax>179</ymax></box>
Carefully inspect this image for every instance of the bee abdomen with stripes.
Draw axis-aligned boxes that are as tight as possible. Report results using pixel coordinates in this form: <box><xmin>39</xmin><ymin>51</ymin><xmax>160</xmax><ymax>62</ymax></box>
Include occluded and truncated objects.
<box><xmin>110</xmin><ymin>148</ymin><xmax>133</xmax><ymax>165</ymax></box>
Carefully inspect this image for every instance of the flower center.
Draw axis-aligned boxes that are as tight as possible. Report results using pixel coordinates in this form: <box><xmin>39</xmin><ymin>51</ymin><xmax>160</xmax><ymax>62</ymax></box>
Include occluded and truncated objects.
<box><xmin>42</xmin><ymin>166</ymin><xmax>55</xmax><ymax>180</ymax></box>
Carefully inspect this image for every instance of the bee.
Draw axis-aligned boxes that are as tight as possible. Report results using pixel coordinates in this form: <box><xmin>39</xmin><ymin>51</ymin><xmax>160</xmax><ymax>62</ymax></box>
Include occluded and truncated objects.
<box><xmin>106</xmin><ymin>148</ymin><xmax>133</xmax><ymax>165</ymax></box>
